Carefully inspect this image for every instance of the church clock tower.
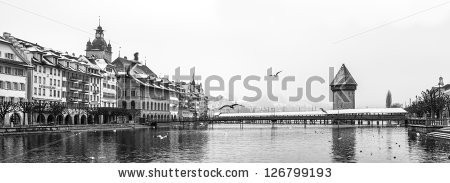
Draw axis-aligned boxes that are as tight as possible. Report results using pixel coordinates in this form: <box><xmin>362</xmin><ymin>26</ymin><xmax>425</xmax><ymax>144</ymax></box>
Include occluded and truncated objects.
<box><xmin>85</xmin><ymin>19</ymin><xmax>112</xmax><ymax>62</ymax></box>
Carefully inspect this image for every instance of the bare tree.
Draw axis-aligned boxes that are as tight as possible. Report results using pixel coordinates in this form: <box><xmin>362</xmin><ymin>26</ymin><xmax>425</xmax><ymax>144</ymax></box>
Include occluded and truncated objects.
<box><xmin>47</xmin><ymin>102</ymin><xmax>67</xmax><ymax>125</ymax></box>
<box><xmin>0</xmin><ymin>102</ymin><xmax>17</xmax><ymax>126</ymax></box>
<box><xmin>33</xmin><ymin>102</ymin><xmax>48</xmax><ymax>125</ymax></box>
<box><xmin>17</xmin><ymin>101</ymin><xmax>35</xmax><ymax>125</ymax></box>
<box><xmin>390</xmin><ymin>103</ymin><xmax>402</xmax><ymax>108</ymax></box>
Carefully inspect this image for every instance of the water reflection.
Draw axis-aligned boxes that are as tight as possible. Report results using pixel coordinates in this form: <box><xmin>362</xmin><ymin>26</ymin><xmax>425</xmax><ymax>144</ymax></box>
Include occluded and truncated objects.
<box><xmin>1</xmin><ymin>125</ymin><xmax>450</xmax><ymax>163</ymax></box>
<box><xmin>331</xmin><ymin>127</ymin><xmax>356</xmax><ymax>162</ymax></box>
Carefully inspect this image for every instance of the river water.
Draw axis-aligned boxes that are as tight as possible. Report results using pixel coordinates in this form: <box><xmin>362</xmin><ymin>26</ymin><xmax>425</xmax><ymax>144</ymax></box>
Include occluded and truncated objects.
<box><xmin>1</xmin><ymin>124</ymin><xmax>450</xmax><ymax>163</ymax></box>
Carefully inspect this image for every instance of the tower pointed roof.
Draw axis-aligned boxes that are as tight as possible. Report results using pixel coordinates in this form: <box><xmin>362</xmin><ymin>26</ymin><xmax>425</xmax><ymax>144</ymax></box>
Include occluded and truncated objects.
<box><xmin>330</xmin><ymin>64</ymin><xmax>357</xmax><ymax>86</ymax></box>
<box><xmin>190</xmin><ymin>69</ymin><xmax>196</xmax><ymax>85</ymax></box>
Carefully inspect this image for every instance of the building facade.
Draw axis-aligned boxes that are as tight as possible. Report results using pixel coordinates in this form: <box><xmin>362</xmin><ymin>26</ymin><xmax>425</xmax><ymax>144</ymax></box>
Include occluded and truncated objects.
<box><xmin>0</xmin><ymin>33</ymin><xmax>33</xmax><ymax>126</ymax></box>
<box><xmin>0</xmin><ymin>22</ymin><xmax>208</xmax><ymax>126</ymax></box>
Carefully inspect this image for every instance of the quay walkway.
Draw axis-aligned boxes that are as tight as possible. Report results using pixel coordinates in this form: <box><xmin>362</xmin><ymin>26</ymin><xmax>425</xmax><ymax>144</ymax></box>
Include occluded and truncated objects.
<box><xmin>0</xmin><ymin>124</ymin><xmax>144</xmax><ymax>135</ymax></box>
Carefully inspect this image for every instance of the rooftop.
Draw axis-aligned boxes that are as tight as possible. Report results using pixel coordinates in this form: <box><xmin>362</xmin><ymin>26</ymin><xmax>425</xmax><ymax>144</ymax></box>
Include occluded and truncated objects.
<box><xmin>219</xmin><ymin>108</ymin><xmax>407</xmax><ymax>117</ymax></box>
<box><xmin>330</xmin><ymin>64</ymin><xmax>357</xmax><ymax>86</ymax></box>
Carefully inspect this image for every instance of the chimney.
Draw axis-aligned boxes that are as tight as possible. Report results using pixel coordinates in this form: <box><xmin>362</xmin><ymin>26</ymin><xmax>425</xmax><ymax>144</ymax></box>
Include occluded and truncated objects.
<box><xmin>3</xmin><ymin>32</ymin><xmax>11</xmax><ymax>40</ymax></box>
<box><xmin>134</xmin><ymin>52</ymin><xmax>139</xmax><ymax>61</ymax></box>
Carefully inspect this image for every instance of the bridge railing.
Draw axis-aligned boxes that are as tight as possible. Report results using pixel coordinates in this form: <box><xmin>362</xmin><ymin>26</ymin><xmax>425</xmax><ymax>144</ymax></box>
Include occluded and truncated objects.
<box><xmin>407</xmin><ymin>118</ymin><xmax>449</xmax><ymax>127</ymax></box>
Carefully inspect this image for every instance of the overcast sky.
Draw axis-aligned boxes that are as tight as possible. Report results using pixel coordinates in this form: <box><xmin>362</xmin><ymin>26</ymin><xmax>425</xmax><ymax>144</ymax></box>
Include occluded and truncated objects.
<box><xmin>1</xmin><ymin>0</ymin><xmax>450</xmax><ymax>108</ymax></box>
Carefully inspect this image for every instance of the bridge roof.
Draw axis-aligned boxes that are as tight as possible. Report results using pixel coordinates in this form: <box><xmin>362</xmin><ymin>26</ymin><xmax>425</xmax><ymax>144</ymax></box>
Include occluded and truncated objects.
<box><xmin>218</xmin><ymin>108</ymin><xmax>407</xmax><ymax>117</ymax></box>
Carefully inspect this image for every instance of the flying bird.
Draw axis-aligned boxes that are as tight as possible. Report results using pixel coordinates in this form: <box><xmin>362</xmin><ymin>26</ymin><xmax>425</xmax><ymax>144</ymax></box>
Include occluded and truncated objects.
<box><xmin>219</xmin><ymin>104</ymin><xmax>244</xmax><ymax>110</ymax></box>
<box><xmin>320</xmin><ymin>108</ymin><xmax>328</xmax><ymax>114</ymax></box>
<box><xmin>268</xmin><ymin>71</ymin><xmax>282</xmax><ymax>78</ymax></box>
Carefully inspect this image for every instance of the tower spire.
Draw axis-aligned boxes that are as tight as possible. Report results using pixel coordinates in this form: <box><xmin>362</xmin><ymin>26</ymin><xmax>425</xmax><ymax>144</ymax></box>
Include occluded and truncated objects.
<box><xmin>98</xmin><ymin>16</ymin><xmax>101</xmax><ymax>26</ymax></box>
<box><xmin>191</xmin><ymin>68</ymin><xmax>196</xmax><ymax>85</ymax></box>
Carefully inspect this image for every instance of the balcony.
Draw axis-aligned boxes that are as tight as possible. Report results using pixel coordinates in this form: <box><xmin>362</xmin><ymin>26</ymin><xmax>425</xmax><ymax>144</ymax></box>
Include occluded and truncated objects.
<box><xmin>81</xmin><ymin>98</ymin><xmax>89</xmax><ymax>103</ymax></box>
<box><xmin>70</xmin><ymin>76</ymin><xmax>82</xmax><ymax>82</ymax></box>
<box><xmin>93</xmin><ymin>90</ymin><xmax>100</xmax><ymax>95</ymax></box>
<box><xmin>150</xmin><ymin>95</ymin><xmax>167</xmax><ymax>101</ymax></box>
<box><xmin>69</xmin><ymin>97</ymin><xmax>81</xmax><ymax>102</ymax></box>
<box><xmin>69</xmin><ymin>85</ymin><xmax>81</xmax><ymax>92</ymax></box>
<box><xmin>81</xmin><ymin>79</ymin><xmax>90</xmax><ymax>84</ymax></box>
<box><xmin>81</xmin><ymin>86</ymin><xmax>89</xmax><ymax>93</ymax></box>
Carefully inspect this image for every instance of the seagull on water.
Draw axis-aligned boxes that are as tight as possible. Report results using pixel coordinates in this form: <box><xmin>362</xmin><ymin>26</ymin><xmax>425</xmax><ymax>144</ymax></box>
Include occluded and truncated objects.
<box><xmin>156</xmin><ymin>134</ymin><xmax>168</xmax><ymax>139</ymax></box>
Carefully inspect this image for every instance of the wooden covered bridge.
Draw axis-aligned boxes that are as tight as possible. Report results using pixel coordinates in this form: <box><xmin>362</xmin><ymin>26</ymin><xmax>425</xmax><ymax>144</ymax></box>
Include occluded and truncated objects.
<box><xmin>213</xmin><ymin>108</ymin><xmax>408</xmax><ymax>125</ymax></box>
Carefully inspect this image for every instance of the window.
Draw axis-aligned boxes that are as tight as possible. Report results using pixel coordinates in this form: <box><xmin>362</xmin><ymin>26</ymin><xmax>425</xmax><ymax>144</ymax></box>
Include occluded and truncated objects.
<box><xmin>43</xmin><ymin>66</ymin><xmax>46</xmax><ymax>73</ymax></box>
<box><xmin>43</xmin><ymin>89</ymin><xmax>46</xmax><ymax>96</ymax></box>
<box><xmin>131</xmin><ymin>90</ymin><xmax>136</xmax><ymax>97</ymax></box>
<box><xmin>131</xmin><ymin>101</ymin><xmax>135</xmax><ymax>109</ymax></box>
<box><xmin>54</xmin><ymin>90</ymin><xmax>56</xmax><ymax>97</ymax></box>
<box><xmin>5</xmin><ymin>67</ymin><xmax>11</xmax><ymax>75</ymax></box>
<box><xmin>34</xmin><ymin>87</ymin><xmax>37</xmax><ymax>95</ymax></box>
<box><xmin>50</xmin><ymin>79</ymin><xmax>52</xmax><ymax>86</ymax></box>
<box><xmin>58</xmin><ymin>70</ymin><xmax>60</xmax><ymax>76</ymax></box>
<box><xmin>39</xmin><ymin>77</ymin><xmax>41</xmax><ymax>84</ymax></box>
<box><xmin>54</xmin><ymin>79</ymin><xmax>56</xmax><ymax>86</ymax></box>
<box><xmin>62</xmin><ymin>91</ymin><xmax>65</xmax><ymax>97</ymax></box>
<box><xmin>38</xmin><ymin>88</ymin><xmax>41</xmax><ymax>95</ymax></box>
<box><xmin>39</xmin><ymin>66</ymin><xmax>41</xmax><ymax>72</ymax></box>
<box><xmin>20</xmin><ymin>83</ymin><xmax>25</xmax><ymax>91</ymax></box>
<box><xmin>0</xmin><ymin>97</ymin><xmax>3</xmax><ymax>103</ymax></box>
<box><xmin>34</xmin><ymin>76</ymin><xmax>37</xmax><ymax>83</ymax></box>
<box><xmin>9</xmin><ymin>97</ymin><xmax>14</xmax><ymax>102</ymax></box>
<box><xmin>6</xmin><ymin>82</ymin><xmax>11</xmax><ymax>90</ymax></box>
<box><xmin>103</xmin><ymin>83</ymin><xmax>106</xmax><ymax>87</ymax></box>
<box><xmin>13</xmin><ymin>82</ymin><xmax>18</xmax><ymax>90</ymax></box>
<box><xmin>0</xmin><ymin>66</ymin><xmax>3</xmax><ymax>73</ymax></box>
<box><xmin>49</xmin><ymin>89</ymin><xmax>52</xmax><ymax>97</ymax></box>
<box><xmin>5</xmin><ymin>53</ymin><xmax>15</xmax><ymax>60</ymax></box>
<box><xmin>13</xmin><ymin>69</ymin><xmax>23</xmax><ymax>76</ymax></box>
<box><xmin>0</xmin><ymin>81</ymin><xmax>3</xmax><ymax>89</ymax></box>
<box><xmin>58</xmin><ymin>80</ymin><xmax>60</xmax><ymax>87</ymax></box>
<box><xmin>50</xmin><ymin>68</ymin><xmax>52</xmax><ymax>74</ymax></box>
<box><xmin>43</xmin><ymin>78</ymin><xmax>46</xmax><ymax>85</ymax></box>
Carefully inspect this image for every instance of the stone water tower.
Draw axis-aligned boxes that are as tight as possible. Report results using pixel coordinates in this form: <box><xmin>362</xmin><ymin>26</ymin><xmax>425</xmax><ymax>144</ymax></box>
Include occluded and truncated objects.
<box><xmin>330</xmin><ymin>64</ymin><xmax>357</xmax><ymax>110</ymax></box>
